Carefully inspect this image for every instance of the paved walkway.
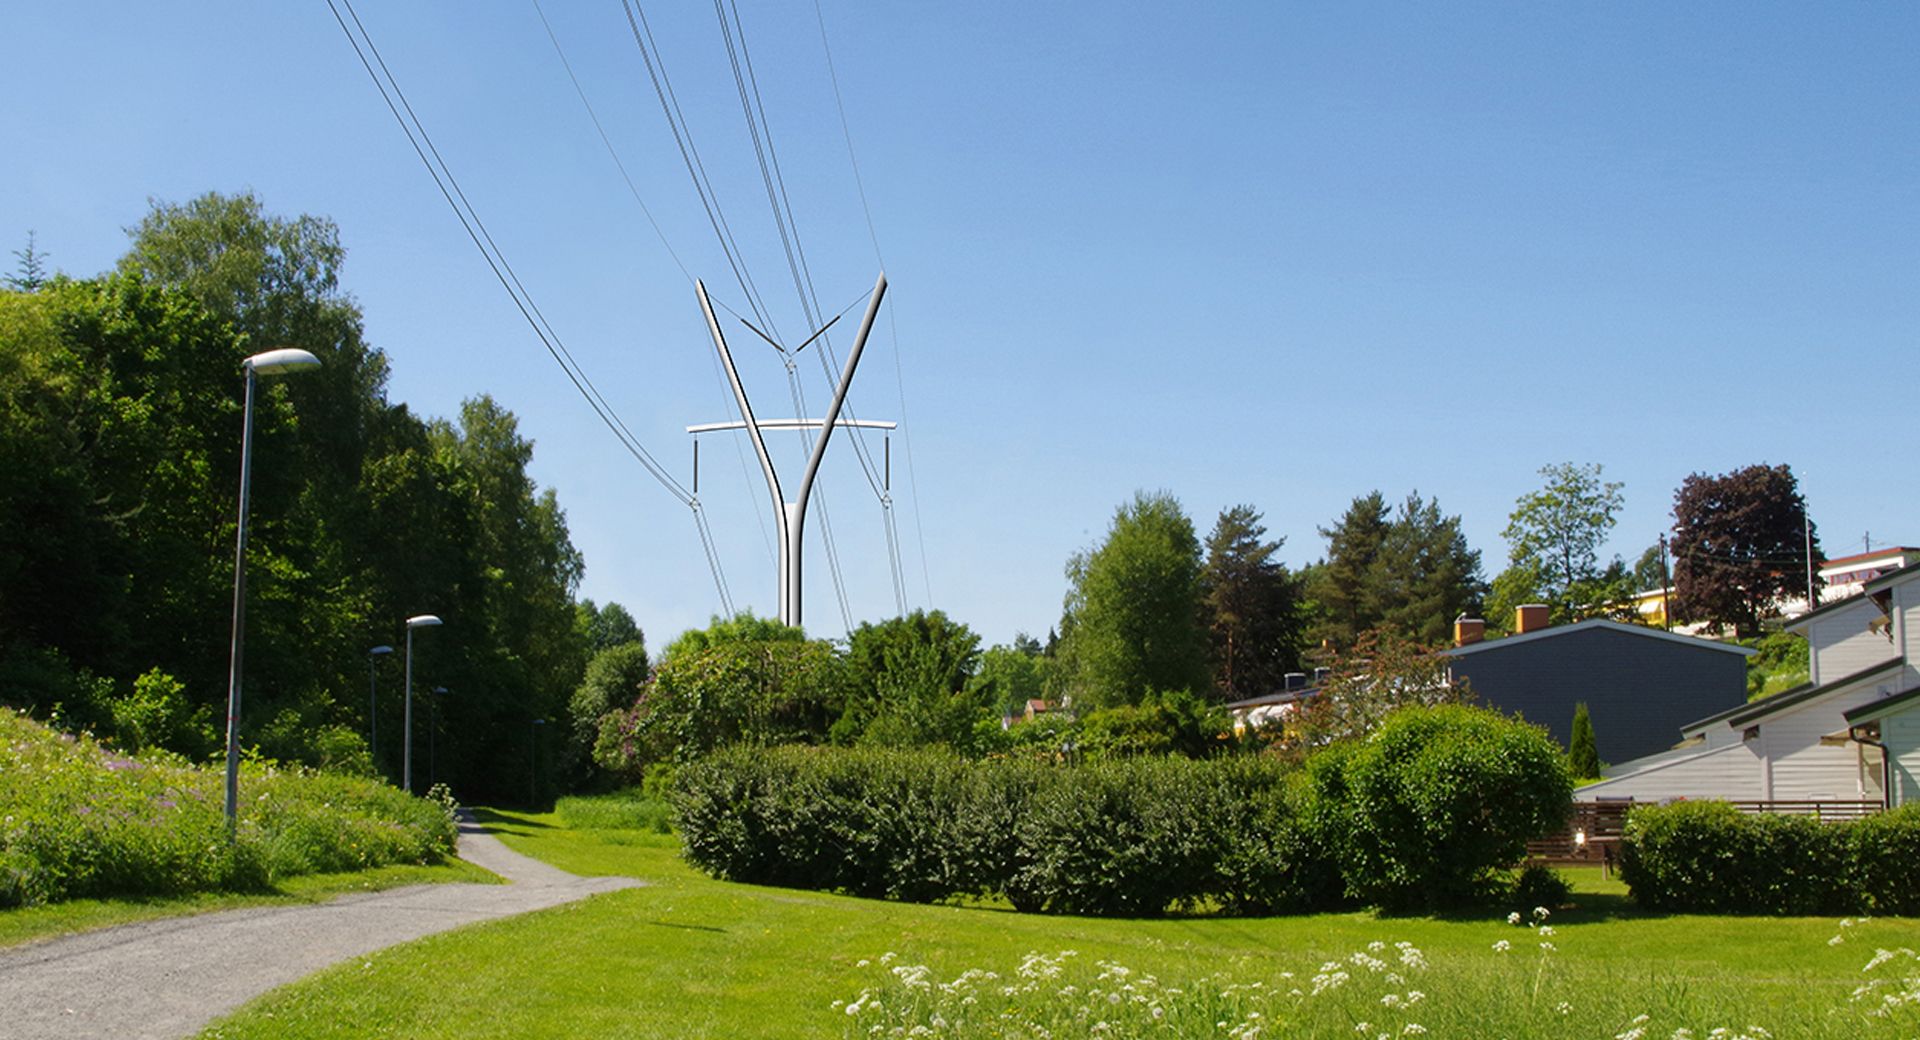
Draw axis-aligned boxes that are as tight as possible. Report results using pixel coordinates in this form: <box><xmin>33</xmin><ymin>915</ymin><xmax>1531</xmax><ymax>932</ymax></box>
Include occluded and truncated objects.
<box><xmin>0</xmin><ymin>812</ymin><xmax>640</xmax><ymax>1040</ymax></box>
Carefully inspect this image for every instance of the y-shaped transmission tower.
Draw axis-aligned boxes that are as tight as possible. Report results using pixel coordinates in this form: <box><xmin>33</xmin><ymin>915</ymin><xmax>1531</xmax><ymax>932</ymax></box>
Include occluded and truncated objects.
<box><xmin>691</xmin><ymin>272</ymin><xmax>889</xmax><ymax>628</ymax></box>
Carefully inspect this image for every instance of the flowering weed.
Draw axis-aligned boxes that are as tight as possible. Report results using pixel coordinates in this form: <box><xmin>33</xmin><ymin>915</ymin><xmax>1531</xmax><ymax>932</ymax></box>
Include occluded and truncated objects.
<box><xmin>0</xmin><ymin>709</ymin><xmax>453</xmax><ymax>907</ymax></box>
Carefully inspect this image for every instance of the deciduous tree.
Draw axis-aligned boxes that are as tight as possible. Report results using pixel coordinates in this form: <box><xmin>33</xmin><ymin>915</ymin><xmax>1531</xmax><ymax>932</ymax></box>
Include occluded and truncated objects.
<box><xmin>1495</xmin><ymin>463</ymin><xmax>1629</xmax><ymax>624</ymax></box>
<box><xmin>1056</xmin><ymin>491</ymin><xmax>1209</xmax><ymax>709</ymax></box>
<box><xmin>1670</xmin><ymin>464</ymin><xmax>1821</xmax><ymax>637</ymax></box>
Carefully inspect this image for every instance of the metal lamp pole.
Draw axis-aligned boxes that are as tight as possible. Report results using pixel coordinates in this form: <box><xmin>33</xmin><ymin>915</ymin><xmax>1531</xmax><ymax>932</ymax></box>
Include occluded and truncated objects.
<box><xmin>223</xmin><ymin>348</ymin><xmax>322</xmax><ymax>833</ymax></box>
<box><xmin>367</xmin><ymin>645</ymin><xmax>392</xmax><ymax>769</ymax></box>
<box><xmin>403</xmin><ymin>614</ymin><xmax>443</xmax><ymax>793</ymax></box>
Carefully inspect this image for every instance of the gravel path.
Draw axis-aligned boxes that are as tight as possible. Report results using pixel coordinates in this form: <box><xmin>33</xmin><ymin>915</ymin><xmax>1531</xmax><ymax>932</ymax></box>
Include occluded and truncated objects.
<box><xmin>0</xmin><ymin>811</ymin><xmax>639</xmax><ymax>1040</ymax></box>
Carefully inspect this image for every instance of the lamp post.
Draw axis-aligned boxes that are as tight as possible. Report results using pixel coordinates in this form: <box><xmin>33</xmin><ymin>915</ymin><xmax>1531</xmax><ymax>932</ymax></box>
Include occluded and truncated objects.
<box><xmin>367</xmin><ymin>645</ymin><xmax>393</xmax><ymax>769</ymax></box>
<box><xmin>403</xmin><ymin>614</ymin><xmax>443</xmax><ymax>793</ymax></box>
<box><xmin>430</xmin><ymin>687</ymin><xmax>447</xmax><ymax>787</ymax></box>
<box><xmin>223</xmin><ymin>347</ymin><xmax>322</xmax><ymax>833</ymax></box>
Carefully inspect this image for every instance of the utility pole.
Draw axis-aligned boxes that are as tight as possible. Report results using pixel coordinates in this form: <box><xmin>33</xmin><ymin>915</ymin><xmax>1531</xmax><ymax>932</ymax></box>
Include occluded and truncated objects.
<box><xmin>1658</xmin><ymin>533</ymin><xmax>1672</xmax><ymax>631</ymax></box>
<box><xmin>1804</xmin><ymin>516</ymin><xmax>1816</xmax><ymax>612</ymax></box>
<box><xmin>691</xmin><ymin>273</ymin><xmax>888</xmax><ymax>628</ymax></box>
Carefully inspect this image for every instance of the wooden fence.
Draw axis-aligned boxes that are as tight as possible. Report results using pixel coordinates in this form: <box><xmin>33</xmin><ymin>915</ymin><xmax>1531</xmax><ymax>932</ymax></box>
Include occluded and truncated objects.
<box><xmin>1525</xmin><ymin>798</ymin><xmax>1886</xmax><ymax>867</ymax></box>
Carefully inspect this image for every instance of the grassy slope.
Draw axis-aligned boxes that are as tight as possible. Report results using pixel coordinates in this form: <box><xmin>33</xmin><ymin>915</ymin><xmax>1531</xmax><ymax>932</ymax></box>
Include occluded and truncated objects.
<box><xmin>0</xmin><ymin>859</ymin><xmax>501</xmax><ymax>949</ymax></box>
<box><xmin>197</xmin><ymin>806</ymin><xmax>1920</xmax><ymax>1040</ymax></box>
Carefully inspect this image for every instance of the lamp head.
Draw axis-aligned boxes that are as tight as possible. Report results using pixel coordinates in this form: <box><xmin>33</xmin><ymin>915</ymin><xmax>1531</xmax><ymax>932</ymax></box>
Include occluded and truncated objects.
<box><xmin>369</xmin><ymin>645</ymin><xmax>394</xmax><ymax>656</ymax></box>
<box><xmin>406</xmin><ymin>614</ymin><xmax>443</xmax><ymax>629</ymax></box>
<box><xmin>244</xmin><ymin>348</ymin><xmax>323</xmax><ymax>376</ymax></box>
<box><xmin>433</xmin><ymin>687</ymin><xmax>448</xmax><ymax>695</ymax></box>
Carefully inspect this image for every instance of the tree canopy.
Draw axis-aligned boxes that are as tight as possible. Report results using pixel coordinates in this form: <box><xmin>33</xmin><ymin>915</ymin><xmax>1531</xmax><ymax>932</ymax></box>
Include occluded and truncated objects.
<box><xmin>1306</xmin><ymin>492</ymin><xmax>1485</xmax><ymax>649</ymax></box>
<box><xmin>1200</xmin><ymin>504</ymin><xmax>1303</xmax><ymax>699</ymax></box>
<box><xmin>0</xmin><ymin>192</ymin><xmax>595</xmax><ymax>800</ymax></box>
<box><xmin>1055</xmin><ymin>491</ymin><xmax>1210</xmax><ymax>709</ymax></box>
<box><xmin>1670</xmin><ymin>463</ymin><xmax>1821</xmax><ymax>636</ymax></box>
<box><xmin>1490</xmin><ymin>463</ymin><xmax>1631</xmax><ymax>626</ymax></box>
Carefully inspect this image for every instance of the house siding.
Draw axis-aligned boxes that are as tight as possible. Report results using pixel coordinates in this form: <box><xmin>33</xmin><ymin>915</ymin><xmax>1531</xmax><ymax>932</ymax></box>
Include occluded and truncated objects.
<box><xmin>1446</xmin><ymin>627</ymin><xmax>1747</xmax><ymax>764</ymax></box>
<box><xmin>1888</xmin><ymin>709</ymin><xmax>1920</xmax><ymax>807</ymax></box>
<box><xmin>1580</xmin><ymin>742</ymin><xmax>1763</xmax><ymax>801</ymax></box>
<box><xmin>1806</xmin><ymin>599</ymin><xmax>1894</xmax><ymax>686</ymax></box>
<box><xmin>1899</xmin><ymin>584</ymin><xmax>1919</xmax><ymax>693</ymax></box>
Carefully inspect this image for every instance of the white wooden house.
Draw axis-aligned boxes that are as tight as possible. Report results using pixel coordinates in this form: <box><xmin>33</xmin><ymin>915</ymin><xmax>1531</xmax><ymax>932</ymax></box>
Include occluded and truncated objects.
<box><xmin>1581</xmin><ymin>564</ymin><xmax>1920</xmax><ymax>807</ymax></box>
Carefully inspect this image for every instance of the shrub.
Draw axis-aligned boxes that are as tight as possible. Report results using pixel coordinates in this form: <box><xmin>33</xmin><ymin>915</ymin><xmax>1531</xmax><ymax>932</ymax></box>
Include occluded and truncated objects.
<box><xmin>1208</xmin><ymin>756</ymin><xmax>1347</xmax><ymax>915</ymax></box>
<box><xmin>1315</xmin><ymin>704</ymin><xmax>1572</xmax><ymax>912</ymax></box>
<box><xmin>596</xmin><ymin>640</ymin><xmax>848</xmax><ymax>780</ymax></box>
<box><xmin>1509</xmin><ymin>864</ymin><xmax>1573</xmax><ymax>913</ymax></box>
<box><xmin>0</xmin><ymin>709</ymin><xmax>453</xmax><ymax>908</ymax></box>
<box><xmin>1618</xmin><ymin>801</ymin><xmax>1920</xmax><ymax>915</ymax></box>
<box><xmin>1850</xmin><ymin>803</ymin><xmax>1920</xmax><ymax>915</ymax></box>
<box><xmin>1620</xmin><ymin>801</ymin><xmax>1854</xmax><ymax>915</ymax></box>
<box><xmin>675</xmin><ymin>705</ymin><xmax>1571</xmax><ymax>917</ymax></box>
<box><xmin>1010</xmin><ymin>756</ymin><xmax>1232</xmax><ymax>915</ymax></box>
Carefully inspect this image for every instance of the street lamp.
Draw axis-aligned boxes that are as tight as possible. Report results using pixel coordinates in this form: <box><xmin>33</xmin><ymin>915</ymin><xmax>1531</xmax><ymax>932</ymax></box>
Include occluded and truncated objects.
<box><xmin>367</xmin><ymin>645</ymin><xmax>393</xmax><ymax>769</ymax></box>
<box><xmin>430</xmin><ymin>686</ymin><xmax>447</xmax><ymax>787</ymax></box>
<box><xmin>404</xmin><ymin>614</ymin><xmax>443</xmax><ymax>793</ymax></box>
<box><xmin>223</xmin><ymin>347</ymin><xmax>322</xmax><ymax>833</ymax></box>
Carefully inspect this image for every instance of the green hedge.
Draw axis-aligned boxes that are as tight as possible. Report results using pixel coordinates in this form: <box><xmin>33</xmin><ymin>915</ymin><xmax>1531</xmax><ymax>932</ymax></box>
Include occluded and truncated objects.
<box><xmin>676</xmin><ymin>705</ymin><xmax>1568</xmax><ymax>916</ymax></box>
<box><xmin>1620</xmin><ymin>801</ymin><xmax>1920</xmax><ymax>915</ymax></box>
<box><xmin>0</xmin><ymin>709</ymin><xmax>456</xmax><ymax>908</ymax></box>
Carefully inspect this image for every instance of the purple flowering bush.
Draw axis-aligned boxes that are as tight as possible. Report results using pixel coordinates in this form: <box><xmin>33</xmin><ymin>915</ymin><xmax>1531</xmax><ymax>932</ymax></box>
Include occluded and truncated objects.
<box><xmin>1</xmin><ymin>709</ymin><xmax>455</xmax><ymax>908</ymax></box>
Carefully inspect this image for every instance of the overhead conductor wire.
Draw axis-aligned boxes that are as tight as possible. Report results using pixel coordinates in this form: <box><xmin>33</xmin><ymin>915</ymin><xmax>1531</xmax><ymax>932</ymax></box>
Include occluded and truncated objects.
<box><xmin>814</xmin><ymin>0</ymin><xmax>932</xmax><ymax>609</ymax></box>
<box><xmin>325</xmin><ymin>0</ymin><xmax>736</xmax><ymax>614</ymax></box>
<box><xmin>532</xmin><ymin>0</ymin><xmax>774</xmax><ymax>579</ymax></box>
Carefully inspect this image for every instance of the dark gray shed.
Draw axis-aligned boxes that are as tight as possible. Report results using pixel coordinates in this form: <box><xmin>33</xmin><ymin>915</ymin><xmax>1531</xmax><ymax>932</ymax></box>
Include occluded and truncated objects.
<box><xmin>1440</xmin><ymin>620</ymin><xmax>1755</xmax><ymax>765</ymax></box>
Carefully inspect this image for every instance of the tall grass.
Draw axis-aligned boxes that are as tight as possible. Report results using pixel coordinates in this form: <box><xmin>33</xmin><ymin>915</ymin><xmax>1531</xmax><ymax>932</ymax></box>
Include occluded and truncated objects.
<box><xmin>836</xmin><ymin>912</ymin><xmax>1920</xmax><ymax>1039</ymax></box>
<box><xmin>1</xmin><ymin>708</ymin><xmax>455</xmax><ymax>907</ymax></box>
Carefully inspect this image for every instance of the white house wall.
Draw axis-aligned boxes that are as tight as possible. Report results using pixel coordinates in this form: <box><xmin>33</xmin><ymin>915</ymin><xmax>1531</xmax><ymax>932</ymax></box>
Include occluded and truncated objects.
<box><xmin>1804</xmin><ymin>599</ymin><xmax>1895</xmax><ymax>686</ymax></box>
<box><xmin>1757</xmin><ymin>681</ymin><xmax>1898</xmax><ymax>799</ymax></box>
<box><xmin>1580</xmin><ymin>743</ymin><xmax>1763</xmax><ymax>801</ymax></box>
<box><xmin>1880</xmin><ymin>704</ymin><xmax>1920</xmax><ymax>807</ymax></box>
<box><xmin>1898</xmin><ymin>582</ymin><xmax>1918</xmax><ymax>693</ymax></box>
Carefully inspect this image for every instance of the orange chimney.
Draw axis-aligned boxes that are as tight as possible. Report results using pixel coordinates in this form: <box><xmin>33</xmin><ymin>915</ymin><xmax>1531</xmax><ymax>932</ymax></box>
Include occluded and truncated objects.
<box><xmin>1515</xmin><ymin>604</ymin><xmax>1550</xmax><ymax>634</ymax></box>
<box><xmin>1453</xmin><ymin>615</ymin><xmax>1485</xmax><ymax>647</ymax></box>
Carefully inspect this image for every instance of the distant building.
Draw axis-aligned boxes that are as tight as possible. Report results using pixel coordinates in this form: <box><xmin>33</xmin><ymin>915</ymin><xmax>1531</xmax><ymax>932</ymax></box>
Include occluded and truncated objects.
<box><xmin>1582</xmin><ymin>563</ymin><xmax>1920</xmax><ymax>807</ymax></box>
<box><xmin>1441</xmin><ymin>607</ymin><xmax>1753</xmax><ymax>764</ymax></box>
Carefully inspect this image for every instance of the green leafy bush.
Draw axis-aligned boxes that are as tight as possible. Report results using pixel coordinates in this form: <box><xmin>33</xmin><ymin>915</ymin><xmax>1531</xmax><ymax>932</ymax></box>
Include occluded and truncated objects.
<box><xmin>1009</xmin><ymin>756</ymin><xmax>1233</xmax><ymax>915</ymax></box>
<box><xmin>1312</xmin><ymin>704</ymin><xmax>1572</xmax><ymax>911</ymax></box>
<box><xmin>595</xmin><ymin>640</ymin><xmax>848</xmax><ymax>780</ymax></box>
<box><xmin>1621</xmin><ymin>800</ymin><xmax>1920</xmax><ymax>915</ymax></box>
<box><xmin>1849</xmin><ymin>803</ymin><xmax>1920</xmax><ymax>915</ymax></box>
<box><xmin>0</xmin><ymin>709</ymin><xmax>454</xmax><ymax>908</ymax></box>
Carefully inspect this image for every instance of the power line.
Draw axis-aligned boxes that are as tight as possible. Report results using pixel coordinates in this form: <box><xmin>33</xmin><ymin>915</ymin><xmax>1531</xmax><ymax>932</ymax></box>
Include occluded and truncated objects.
<box><xmin>530</xmin><ymin>0</ymin><xmax>775</xmax><ymax>583</ymax></box>
<box><xmin>813</xmin><ymin>0</ymin><xmax>935</xmax><ymax>607</ymax></box>
<box><xmin>325</xmin><ymin>0</ymin><xmax>745</xmax><ymax>612</ymax></box>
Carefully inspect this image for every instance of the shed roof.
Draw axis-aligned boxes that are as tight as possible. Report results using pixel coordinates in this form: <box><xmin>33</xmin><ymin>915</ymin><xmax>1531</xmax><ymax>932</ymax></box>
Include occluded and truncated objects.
<box><xmin>1843</xmin><ymin>682</ymin><xmax>1920</xmax><ymax>726</ymax></box>
<box><xmin>1441</xmin><ymin>618</ymin><xmax>1754</xmax><ymax>659</ymax></box>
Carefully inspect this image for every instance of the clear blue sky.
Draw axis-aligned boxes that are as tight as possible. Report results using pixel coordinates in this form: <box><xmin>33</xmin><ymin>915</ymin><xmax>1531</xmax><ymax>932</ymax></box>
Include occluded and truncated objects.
<box><xmin>4</xmin><ymin>3</ymin><xmax>1914</xmax><ymax>648</ymax></box>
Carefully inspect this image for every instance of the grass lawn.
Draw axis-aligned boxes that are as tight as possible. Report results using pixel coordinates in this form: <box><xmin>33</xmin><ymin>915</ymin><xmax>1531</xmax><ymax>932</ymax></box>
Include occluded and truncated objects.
<box><xmin>0</xmin><ymin>858</ymin><xmax>501</xmax><ymax>950</ymax></box>
<box><xmin>196</xmin><ymin>804</ymin><xmax>1920</xmax><ymax>1040</ymax></box>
